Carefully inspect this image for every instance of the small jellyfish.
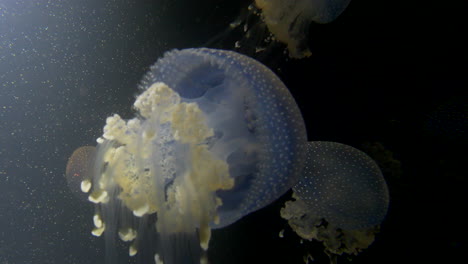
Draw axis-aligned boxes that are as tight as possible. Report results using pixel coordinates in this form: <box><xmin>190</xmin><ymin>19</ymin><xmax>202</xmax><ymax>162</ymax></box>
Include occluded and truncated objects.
<box><xmin>82</xmin><ymin>48</ymin><xmax>307</xmax><ymax>264</ymax></box>
<box><xmin>295</xmin><ymin>141</ymin><xmax>389</xmax><ymax>229</ymax></box>
<box><xmin>281</xmin><ymin>141</ymin><xmax>389</xmax><ymax>259</ymax></box>
<box><xmin>65</xmin><ymin>146</ymin><xmax>96</xmax><ymax>200</ymax></box>
<box><xmin>254</xmin><ymin>0</ymin><xmax>353</xmax><ymax>58</ymax></box>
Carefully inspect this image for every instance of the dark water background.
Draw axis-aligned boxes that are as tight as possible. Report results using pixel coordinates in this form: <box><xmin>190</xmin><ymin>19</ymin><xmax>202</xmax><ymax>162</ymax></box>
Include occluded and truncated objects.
<box><xmin>0</xmin><ymin>0</ymin><xmax>465</xmax><ymax>263</ymax></box>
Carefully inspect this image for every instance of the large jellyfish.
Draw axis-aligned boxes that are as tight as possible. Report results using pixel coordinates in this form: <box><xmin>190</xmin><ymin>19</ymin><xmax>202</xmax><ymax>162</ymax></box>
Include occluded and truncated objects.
<box><xmin>67</xmin><ymin>48</ymin><xmax>389</xmax><ymax>264</ymax></box>
<box><xmin>80</xmin><ymin>48</ymin><xmax>307</xmax><ymax>263</ymax></box>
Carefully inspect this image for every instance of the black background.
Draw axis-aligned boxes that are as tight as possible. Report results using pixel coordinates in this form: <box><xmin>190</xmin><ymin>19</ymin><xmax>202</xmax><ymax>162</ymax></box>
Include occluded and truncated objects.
<box><xmin>0</xmin><ymin>0</ymin><xmax>465</xmax><ymax>263</ymax></box>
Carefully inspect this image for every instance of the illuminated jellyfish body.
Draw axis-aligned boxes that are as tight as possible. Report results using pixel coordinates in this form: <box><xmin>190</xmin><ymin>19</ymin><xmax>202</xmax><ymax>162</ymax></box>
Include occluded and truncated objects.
<box><xmin>254</xmin><ymin>0</ymin><xmax>353</xmax><ymax>58</ymax></box>
<box><xmin>85</xmin><ymin>48</ymin><xmax>307</xmax><ymax>263</ymax></box>
<box><xmin>281</xmin><ymin>141</ymin><xmax>390</xmax><ymax>258</ymax></box>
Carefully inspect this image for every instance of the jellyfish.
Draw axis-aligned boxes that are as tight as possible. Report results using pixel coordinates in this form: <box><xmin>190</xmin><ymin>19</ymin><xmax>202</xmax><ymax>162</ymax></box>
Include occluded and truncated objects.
<box><xmin>71</xmin><ymin>48</ymin><xmax>389</xmax><ymax>264</ymax></box>
<box><xmin>223</xmin><ymin>0</ymin><xmax>352</xmax><ymax>58</ymax></box>
<box><xmin>254</xmin><ymin>0</ymin><xmax>353</xmax><ymax>58</ymax></box>
<box><xmin>65</xmin><ymin>146</ymin><xmax>96</xmax><ymax>201</ymax></box>
<box><xmin>82</xmin><ymin>48</ymin><xmax>307</xmax><ymax>264</ymax></box>
<box><xmin>281</xmin><ymin>141</ymin><xmax>389</xmax><ymax>260</ymax></box>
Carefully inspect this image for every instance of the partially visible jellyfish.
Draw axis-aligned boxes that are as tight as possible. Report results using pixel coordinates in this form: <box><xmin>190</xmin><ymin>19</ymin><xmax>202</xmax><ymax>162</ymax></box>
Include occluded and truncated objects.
<box><xmin>224</xmin><ymin>0</ymin><xmax>352</xmax><ymax>58</ymax></box>
<box><xmin>81</xmin><ymin>48</ymin><xmax>307</xmax><ymax>264</ymax></box>
<box><xmin>65</xmin><ymin>146</ymin><xmax>96</xmax><ymax>201</ymax></box>
<box><xmin>281</xmin><ymin>141</ymin><xmax>389</xmax><ymax>261</ymax></box>
<box><xmin>254</xmin><ymin>0</ymin><xmax>352</xmax><ymax>58</ymax></box>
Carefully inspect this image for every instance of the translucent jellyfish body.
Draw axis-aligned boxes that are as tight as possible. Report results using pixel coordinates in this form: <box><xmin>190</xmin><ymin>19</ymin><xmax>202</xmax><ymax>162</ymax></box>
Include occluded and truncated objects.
<box><xmin>85</xmin><ymin>48</ymin><xmax>307</xmax><ymax>263</ymax></box>
<box><xmin>295</xmin><ymin>141</ymin><xmax>389</xmax><ymax>230</ymax></box>
<box><xmin>255</xmin><ymin>0</ymin><xmax>352</xmax><ymax>58</ymax></box>
<box><xmin>65</xmin><ymin>146</ymin><xmax>96</xmax><ymax>201</ymax></box>
<box><xmin>281</xmin><ymin>141</ymin><xmax>390</xmax><ymax>257</ymax></box>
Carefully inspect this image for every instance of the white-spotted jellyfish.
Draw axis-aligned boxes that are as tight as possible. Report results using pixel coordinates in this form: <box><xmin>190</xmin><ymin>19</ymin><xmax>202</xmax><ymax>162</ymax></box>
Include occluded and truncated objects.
<box><xmin>281</xmin><ymin>141</ymin><xmax>390</xmax><ymax>260</ymax></box>
<box><xmin>69</xmin><ymin>48</ymin><xmax>307</xmax><ymax>264</ymax></box>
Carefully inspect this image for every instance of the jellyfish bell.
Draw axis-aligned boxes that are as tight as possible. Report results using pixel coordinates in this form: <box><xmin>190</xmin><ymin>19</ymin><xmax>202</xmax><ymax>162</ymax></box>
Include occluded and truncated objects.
<box><xmin>65</xmin><ymin>146</ymin><xmax>96</xmax><ymax>201</ymax></box>
<box><xmin>281</xmin><ymin>141</ymin><xmax>389</xmax><ymax>259</ymax></box>
<box><xmin>142</xmin><ymin>48</ymin><xmax>308</xmax><ymax>225</ymax></box>
<box><xmin>85</xmin><ymin>48</ymin><xmax>307</xmax><ymax>264</ymax></box>
<box><xmin>295</xmin><ymin>141</ymin><xmax>389</xmax><ymax>230</ymax></box>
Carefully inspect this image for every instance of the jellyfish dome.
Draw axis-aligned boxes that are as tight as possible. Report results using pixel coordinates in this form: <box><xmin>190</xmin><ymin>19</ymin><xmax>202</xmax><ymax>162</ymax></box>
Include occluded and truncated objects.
<box><xmin>84</xmin><ymin>48</ymin><xmax>307</xmax><ymax>263</ymax></box>
<box><xmin>294</xmin><ymin>141</ymin><xmax>390</xmax><ymax>230</ymax></box>
<box><xmin>281</xmin><ymin>141</ymin><xmax>390</xmax><ymax>257</ymax></box>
